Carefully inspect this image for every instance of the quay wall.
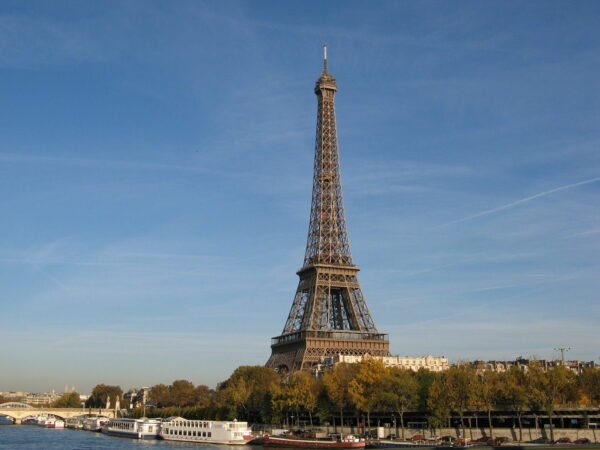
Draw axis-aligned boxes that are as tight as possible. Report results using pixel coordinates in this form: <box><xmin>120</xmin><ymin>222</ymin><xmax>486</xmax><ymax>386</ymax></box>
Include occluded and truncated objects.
<box><xmin>319</xmin><ymin>426</ymin><xmax>600</xmax><ymax>442</ymax></box>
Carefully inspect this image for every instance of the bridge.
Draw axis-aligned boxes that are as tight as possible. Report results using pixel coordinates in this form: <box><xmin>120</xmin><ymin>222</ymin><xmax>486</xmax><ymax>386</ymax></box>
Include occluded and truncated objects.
<box><xmin>0</xmin><ymin>402</ymin><xmax>115</xmax><ymax>424</ymax></box>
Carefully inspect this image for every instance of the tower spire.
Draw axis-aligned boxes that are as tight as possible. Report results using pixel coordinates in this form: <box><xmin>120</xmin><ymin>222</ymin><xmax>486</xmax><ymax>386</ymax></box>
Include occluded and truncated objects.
<box><xmin>266</xmin><ymin>47</ymin><xmax>389</xmax><ymax>373</ymax></box>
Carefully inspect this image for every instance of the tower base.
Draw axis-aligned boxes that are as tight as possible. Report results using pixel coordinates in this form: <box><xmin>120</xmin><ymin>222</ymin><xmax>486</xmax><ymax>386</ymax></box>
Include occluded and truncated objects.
<box><xmin>266</xmin><ymin>330</ymin><xmax>389</xmax><ymax>372</ymax></box>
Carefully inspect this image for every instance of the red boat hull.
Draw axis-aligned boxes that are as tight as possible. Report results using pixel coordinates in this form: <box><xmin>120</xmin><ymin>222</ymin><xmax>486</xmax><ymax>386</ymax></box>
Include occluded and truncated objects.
<box><xmin>263</xmin><ymin>436</ymin><xmax>366</xmax><ymax>449</ymax></box>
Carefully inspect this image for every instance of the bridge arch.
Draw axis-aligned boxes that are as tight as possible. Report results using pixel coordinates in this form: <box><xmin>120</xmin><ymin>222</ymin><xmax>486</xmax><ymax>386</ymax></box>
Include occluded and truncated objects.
<box><xmin>0</xmin><ymin>402</ymin><xmax>32</xmax><ymax>409</ymax></box>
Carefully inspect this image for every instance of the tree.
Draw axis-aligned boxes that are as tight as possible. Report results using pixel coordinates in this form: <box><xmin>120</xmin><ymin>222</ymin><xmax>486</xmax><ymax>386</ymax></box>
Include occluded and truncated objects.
<box><xmin>579</xmin><ymin>368</ymin><xmax>600</xmax><ymax>404</ymax></box>
<box><xmin>544</xmin><ymin>366</ymin><xmax>576</xmax><ymax>441</ymax></box>
<box><xmin>444</xmin><ymin>366</ymin><xmax>477</xmax><ymax>439</ymax></box>
<box><xmin>323</xmin><ymin>362</ymin><xmax>359</xmax><ymax>432</ymax></box>
<box><xmin>525</xmin><ymin>362</ymin><xmax>577</xmax><ymax>442</ymax></box>
<box><xmin>476</xmin><ymin>371</ymin><xmax>502</xmax><ymax>439</ymax></box>
<box><xmin>427</xmin><ymin>378</ymin><xmax>450</xmax><ymax>432</ymax></box>
<box><xmin>375</xmin><ymin>368</ymin><xmax>419</xmax><ymax>439</ymax></box>
<box><xmin>170</xmin><ymin>379</ymin><xmax>196</xmax><ymax>407</ymax></box>
<box><xmin>52</xmin><ymin>392</ymin><xmax>80</xmax><ymax>408</ymax></box>
<box><xmin>217</xmin><ymin>366</ymin><xmax>280</xmax><ymax>422</ymax></box>
<box><xmin>526</xmin><ymin>363</ymin><xmax>549</xmax><ymax>435</ymax></box>
<box><xmin>287</xmin><ymin>371</ymin><xmax>321</xmax><ymax>426</ymax></box>
<box><xmin>194</xmin><ymin>384</ymin><xmax>215</xmax><ymax>409</ymax></box>
<box><xmin>149</xmin><ymin>384</ymin><xmax>171</xmax><ymax>408</ymax></box>
<box><xmin>349</xmin><ymin>357</ymin><xmax>386</xmax><ymax>432</ymax></box>
<box><xmin>502</xmin><ymin>367</ymin><xmax>529</xmax><ymax>442</ymax></box>
<box><xmin>86</xmin><ymin>384</ymin><xmax>123</xmax><ymax>408</ymax></box>
<box><xmin>415</xmin><ymin>368</ymin><xmax>440</xmax><ymax>411</ymax></box>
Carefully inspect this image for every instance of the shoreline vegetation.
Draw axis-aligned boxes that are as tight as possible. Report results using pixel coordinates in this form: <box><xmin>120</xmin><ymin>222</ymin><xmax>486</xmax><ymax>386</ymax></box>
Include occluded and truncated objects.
<box><xmin>77</xmin><ymin>360</ymin><xmax>600</xmax><ymax>443</ymax></box>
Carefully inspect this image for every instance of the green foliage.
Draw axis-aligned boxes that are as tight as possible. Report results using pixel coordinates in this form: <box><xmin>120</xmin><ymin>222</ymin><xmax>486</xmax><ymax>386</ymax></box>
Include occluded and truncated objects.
<box><xmin>52</xmin><ymin>392</ymin><xmax>80</xmax><ymax>408</ymax></box>
<box><xmin>375</xmin><ymin>368</ymin><xmax>419</xmax><ymax>438</ymax></box>
<box><xmin>86</xmin><ymin>384</ymin><xmax>123</xmax><ymax>408</ymax></box>
<box><xmin>149</xmin><ymin>380</ymin><xmax>216</xmax><ymax>409</ymax></box>
<box><xmin>415</xmin><ymin>368</ymin><xmax>440</xmax><ymax>410</ymax></box>
<box><xmin>131</xmin><ymin>361</ymin><xmax>598</xmax><ymax>428</ymax></box>
<box><xmin>579</xmin><ymin>367</ymin><xmax>600</xmax><ymax>403</ymax></box>
<box><xmin>427</xmin><ymin>378</ymin><xmax>450</xmax><ymax>430</ymax></box>
<box><xmin>216</xmin><ymin>365</ymin><xmax>281</xmax><ymax>422</ymax></box>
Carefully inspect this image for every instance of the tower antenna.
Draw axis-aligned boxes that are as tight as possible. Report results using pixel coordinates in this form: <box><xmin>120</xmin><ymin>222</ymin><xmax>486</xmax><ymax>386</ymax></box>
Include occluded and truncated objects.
<box><xmin>323</xmin><ymin>43</ymin><xmax>328</xmax><ymax>73</ymax></box>
<box><xmin>554</xmin><ymin>346</ymin><xmax>571</xmax><ymax>364</ymax></box>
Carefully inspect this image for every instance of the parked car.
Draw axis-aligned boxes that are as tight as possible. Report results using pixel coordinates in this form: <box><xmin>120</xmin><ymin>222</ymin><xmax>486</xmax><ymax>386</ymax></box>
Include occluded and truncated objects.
<box><xmin>574</xmin><ymin>438</ymin><xmax>590</xmax><ymax>445</ymax></box>
<box><xmin>555</xmin><ymin>437</ymin><xmax>572</xmax><ymax>444</ymax></box>
<box><xmin>410</xmin><ymin>434</ymin><xmax>426</xmax><ymax>441</ymax></box>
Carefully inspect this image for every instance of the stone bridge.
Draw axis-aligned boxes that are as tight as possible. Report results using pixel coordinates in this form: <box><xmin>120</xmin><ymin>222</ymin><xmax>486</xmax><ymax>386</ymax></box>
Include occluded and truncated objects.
<box><xmin>0</xmin><ymin>402</ymin><xmax>115</xmax><ymax>424</ymax></box>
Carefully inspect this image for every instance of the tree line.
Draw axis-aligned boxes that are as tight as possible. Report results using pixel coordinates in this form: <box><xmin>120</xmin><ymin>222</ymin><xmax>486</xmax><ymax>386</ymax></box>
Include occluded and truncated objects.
<box><xmin>90</xmin><ymin>359</ymin><xmax>600</xmax><ymax>442</ymax></box>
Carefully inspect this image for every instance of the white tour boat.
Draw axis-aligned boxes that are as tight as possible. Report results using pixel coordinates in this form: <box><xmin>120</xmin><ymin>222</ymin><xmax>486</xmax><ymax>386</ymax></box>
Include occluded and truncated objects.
<box><xmin>160</xmin><ymin>417</ymin><xmax>253</xmax><ymax>445</ymax></box>
<box><xmin>102</xmin><ymin>417</ymin><xmax>161</xmax><ymax>439</ymax></box>
<box><xmin>37</xmin><ymin>417</ymin><xmax>55</xmax><ymax>428</ymax></box>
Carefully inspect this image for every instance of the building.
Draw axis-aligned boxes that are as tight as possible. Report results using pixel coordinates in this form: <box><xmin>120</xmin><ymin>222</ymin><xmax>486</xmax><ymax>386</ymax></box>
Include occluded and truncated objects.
<box><xmin>322</xmin><ymin>353</ymin><xmax>449</xmax><ymax>372</ymax></box>
<box><xmin>23</xmin><ymin>391</ymin><xmax>61</xmax><ymax>406</ymax></box>
<box><xmin>461</xmin><ymin>358</ymin><xmax>598</xmax><ymax>374</ymax></box>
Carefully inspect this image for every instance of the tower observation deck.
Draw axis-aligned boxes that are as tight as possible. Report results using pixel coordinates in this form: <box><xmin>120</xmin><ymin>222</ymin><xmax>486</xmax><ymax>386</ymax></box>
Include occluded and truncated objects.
<box><xmin>266</xmin><ymin>46</ymin><xmax>390</xmax><ymax>373</ymax></box>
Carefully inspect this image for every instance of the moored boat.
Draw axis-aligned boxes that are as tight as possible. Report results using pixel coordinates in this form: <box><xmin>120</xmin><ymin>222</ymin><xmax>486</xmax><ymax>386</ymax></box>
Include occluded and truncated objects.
<box><xmin>53</xmin><ymin>420</ymin><xmax>65</xmax><ymax>429</ymax></box>
<box><xmin>159</xmin><ymin>417</ymin><xmax>253</xmax><ymax>445</ymax></box>
<box><xmin>83</xmin><ymin>416</ymin><xmax>110</xmax><ymax>431</ymax></box>
<box><xmin>371</xmin><ymin>441</ymin><xmax>440</xmax><ymax>448</ymax></box>
<box><xmin>263</xmin><ymin>434</ymin><xmax>366</xmax><ymax>448</ymax></box>
<box><xmin>37</xmin><ymin>417</ymin><xmax>55</xmax><ymax>428</ymax></box>
<box><xmin>102</xmin><ymin>418</ymin><xmax>161</xmax><ymax>439</ymax></box>
<box><xmin>65</xmin><ymin>417</ymin><xmax>85</xmax><ymax>429</ymax></box>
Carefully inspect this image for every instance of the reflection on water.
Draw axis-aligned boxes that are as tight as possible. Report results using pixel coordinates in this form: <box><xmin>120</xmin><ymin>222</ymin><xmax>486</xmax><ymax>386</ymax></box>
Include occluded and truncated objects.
<box><xmin>0</xmin><ymin>424</ymin><xmax>241</xmax><ymax>449</ymax></box>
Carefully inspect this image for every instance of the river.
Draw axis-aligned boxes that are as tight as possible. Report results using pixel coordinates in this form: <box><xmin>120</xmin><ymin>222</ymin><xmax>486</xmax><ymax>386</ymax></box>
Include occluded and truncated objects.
<box><xmin>0</xmin><ymin>423</ymin><xmax>244</xmax><ymax>450</ymax></box>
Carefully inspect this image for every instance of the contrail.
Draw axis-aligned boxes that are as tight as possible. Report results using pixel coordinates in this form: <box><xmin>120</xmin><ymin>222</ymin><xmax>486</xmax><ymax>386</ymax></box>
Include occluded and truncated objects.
<box><xmin>436</xmin><ymin>177</ymin><xmax>600</xmax><ymax>228</ymax></box>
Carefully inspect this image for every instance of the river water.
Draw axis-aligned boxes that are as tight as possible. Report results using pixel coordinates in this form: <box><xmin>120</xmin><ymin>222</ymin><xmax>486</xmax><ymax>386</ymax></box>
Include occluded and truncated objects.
<box><xmin>0</xmin><ymin>424</ymin><xmax>244</xmax><ymax>450</ymax></box>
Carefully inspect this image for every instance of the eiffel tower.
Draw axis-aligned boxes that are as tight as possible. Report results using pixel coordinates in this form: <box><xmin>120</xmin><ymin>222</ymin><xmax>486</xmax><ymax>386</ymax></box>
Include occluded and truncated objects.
<box><xmin>266</xmin><ymin>46</ymin><xmax>389</xmax><ymax>373</ymax></box>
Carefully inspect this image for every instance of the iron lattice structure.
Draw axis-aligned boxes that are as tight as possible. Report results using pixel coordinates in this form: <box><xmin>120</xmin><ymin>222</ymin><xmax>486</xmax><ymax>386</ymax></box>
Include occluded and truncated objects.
<box><xmin>266</xmin><ymin>46</ymin><xmax>389</xmax><ymax>373</ymax></box>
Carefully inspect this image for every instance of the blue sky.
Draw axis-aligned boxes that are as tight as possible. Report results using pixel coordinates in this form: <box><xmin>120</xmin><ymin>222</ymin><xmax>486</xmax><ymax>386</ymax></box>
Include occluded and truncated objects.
<box><xmin>1</xmin><ymin>1</ymin><xmax>599</xmax><ymax>393</ymax></box>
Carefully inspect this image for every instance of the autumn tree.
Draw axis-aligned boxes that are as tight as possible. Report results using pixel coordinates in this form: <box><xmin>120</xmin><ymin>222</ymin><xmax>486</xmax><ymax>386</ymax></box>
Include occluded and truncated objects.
<box><xmin>545</xmin><ymin>366</ymin><xmax>576</xmax><ymax>441</ymax></box>
<box><xmin>194</xmin><ymin>384</ymin><xmax>215</xmax><ymax>409</ymax></box>
<box><xmin>149</xmin><ymin>383</ymin><xmax>171</xmax><ymax>408</ymax></box>
<box><xmin>323</xmin><ymin>362</ymin><xmax>358</xmax><ymax>431</ymax></box>
<box><xmin>287</xmin><ymin>371</ymin><xmax>321</xmax><ymax>426</ymax></box>
<box><xmin>476</xmin><ymin>371</ymin><xmax>502</xmax><ymax>439</ymax></box>
<box><xmin>375</xmin><ymin>368</ymin><xmax>419</xmax><ymax>439</ymax></box>
<box><xmin>579</xmin><ymin>368</ymin><xmax>600</xmax><ymax>404</ymax></box>
<box><xmin>217</xmin><ymin>366</ymin><xmax>280</xmax><ymax>422</ymax></box>
<box><xmin>502</xmin><ymin>367</ymin><xmax>529</xmax><ymax>442</ymax></box>
<box><xmin>349</xmin><ymin>357</ymin><xmax>386</xmax><ymax>431</ymax></box>
<box><xmin>170</xmin><ymin>379</ymin><xmax>196</xmax><ymax>407</ymax></box>
<box><xmin>427</xmin><ymin>377</ymin><xmax>450</xmax><ymax>432</ymax></box>
<box><xmin>444</xmin><ymin>366</ymin><xmax>477</xmax><ymax>438</ymax></box>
